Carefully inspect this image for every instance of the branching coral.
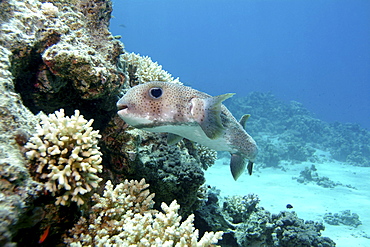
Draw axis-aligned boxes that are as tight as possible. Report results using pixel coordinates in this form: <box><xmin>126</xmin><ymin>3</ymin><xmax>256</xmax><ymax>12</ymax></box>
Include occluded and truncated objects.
<box><xmin>25</xmin><ymin>109</ymin><xmax>102</xmax><ymax>206</ymax></box>
<box><xmin>65</xmin><ymin>179</ymin><xmax>223</xmax><ymax>246</ymax></box>
<box><xmin>121</xmin><ymin>51</ymin><xmax>181</xmax><ymax>85</ymax></box>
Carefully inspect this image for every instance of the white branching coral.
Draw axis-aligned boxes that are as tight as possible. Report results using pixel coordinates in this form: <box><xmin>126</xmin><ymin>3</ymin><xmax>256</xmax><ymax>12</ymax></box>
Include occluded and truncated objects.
<box><xmin>121</xmin><ymin>51</ymin><xmax>181</xmax><ymax>84</ymax></box>
<box><xmin>65</xmin><ymin>179</ymin><xmax>223</xmax><ymax>246</ymax></box>
<box><xmin>25</xmin><ymin>109</ymin><xmax>103</xmax><ymax>206</ymax></box>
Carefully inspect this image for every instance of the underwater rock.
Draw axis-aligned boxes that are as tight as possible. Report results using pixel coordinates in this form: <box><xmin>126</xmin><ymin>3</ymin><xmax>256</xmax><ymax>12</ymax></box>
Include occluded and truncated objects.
<box><xmin>4</xmin><ymin>0</ymin><xmax>125</xmax><ymax>129</ymax></box>
<box><xmin>324</xmin><ymin>210</ymin><xmax>362</xmax><ymax>228</ymax></box>
<box><xmin>0</xmin><ymin>18</ymin><xmax>42</xmax><ymax>247</ymax></box>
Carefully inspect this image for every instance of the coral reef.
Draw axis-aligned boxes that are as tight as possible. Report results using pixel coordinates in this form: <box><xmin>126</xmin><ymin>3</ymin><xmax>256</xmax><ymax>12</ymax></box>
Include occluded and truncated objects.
<box><xmin>225</xmin><ymin>92</ymin><xmax>370</xmax><ymax>167</ymax></box>
<box><xmin>100</xmin><ymin>122</ymin><xmax>209</xmax><ymax>217</ymax></box>
<box><xmin>64</xmin><ymin>179</ymin><xmax>223</xmax><ymax>246</ymax></box>
<box><xmin>324</xmin><ymin>210</ymin><xmax>362</xmax><ymax>228</ymax></box>
<box><xmin>292</xmin><ymin>164</ymin><xmax>356</xmax><ymax>189</ymax></box>
<box><xmin>25</xmin><ymin>109</ymin><xmax>103</xmax><ymax>206</ymax></box>
<box><xmin>194</xmin><ymin>188</ymin><xmax>336</xmax><ymax>247</ymax></box>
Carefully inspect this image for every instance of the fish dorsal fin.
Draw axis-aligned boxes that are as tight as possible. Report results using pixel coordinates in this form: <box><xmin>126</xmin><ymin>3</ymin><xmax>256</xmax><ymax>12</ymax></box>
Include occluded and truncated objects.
<box><xmin>239</xmin><ymin>114</ymin><xmax>251</xmax><ymax>129</ymax></box>
<box><xmin>191</xmin><ymin>93</ymin><xmax>235</xmax><ymax>139</ymax></box>
<box><xmin>167</xmin><ymin>133</ymin><xmax>183</xmax><ymax>145</ymax></box>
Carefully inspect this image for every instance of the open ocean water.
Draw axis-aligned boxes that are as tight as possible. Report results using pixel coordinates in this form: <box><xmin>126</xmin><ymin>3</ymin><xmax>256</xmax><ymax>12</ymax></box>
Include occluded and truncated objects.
<box><xmin>110</xmin><ymin>0</ymin><xmax>370</xmax><ymax>130</ymax></box>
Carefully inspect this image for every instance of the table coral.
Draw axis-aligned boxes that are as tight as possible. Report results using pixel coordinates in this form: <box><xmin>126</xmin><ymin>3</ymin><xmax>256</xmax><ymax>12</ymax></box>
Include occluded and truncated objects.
<box><xmin>65</xmin><ymin>179</ymin><xmax>223</xmax><ymax>246</ymax></box>
<box><xmin>25</xmin><ymin>109</ymin><xmax>103</xmax><ymax>206</ymax></box>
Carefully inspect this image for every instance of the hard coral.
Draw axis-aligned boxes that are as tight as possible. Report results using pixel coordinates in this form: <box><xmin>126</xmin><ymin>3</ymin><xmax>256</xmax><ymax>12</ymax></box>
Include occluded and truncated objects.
<box><xmin>121</xmin><ymin>52</ymin><xmax>181</xmax><ymax>86</ymax></box>
<box><xmin>25</xmin><ymin>109</ymin><xmax>102</xmax><ymax>206</ymax></box>
<box><xmin>223</xmin><ymin>194</ymin><xmax>260</xmax><ymax>224</ymax></box>
<box><xmin>195</xmin><ymin>189</ymin><xmax>336</xmax><ymax>247</ymax></box>
<box><xmin>65</xmin><ymin>179</ymin><xmax>223</xmax><ymax>246</ymax></box>
<box><xmin>100</xmin><ymin>123</ymin><xmax>208</xmax><ymax>217</ymax></box>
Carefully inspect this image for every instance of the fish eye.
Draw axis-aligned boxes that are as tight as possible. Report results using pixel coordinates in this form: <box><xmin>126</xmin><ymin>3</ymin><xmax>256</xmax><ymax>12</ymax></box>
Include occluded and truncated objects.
<box><xmin>149</xmin><ymin>87</ymin><xmax>163</xmax><ymax>99</ymax></box>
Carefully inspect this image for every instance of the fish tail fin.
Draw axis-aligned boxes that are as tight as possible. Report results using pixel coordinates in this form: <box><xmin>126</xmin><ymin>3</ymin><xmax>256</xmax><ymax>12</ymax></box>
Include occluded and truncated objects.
<box><xmin>230</xmin><ymin>153</ymin><xmax>246</xmax><ymax>180</ymax></box>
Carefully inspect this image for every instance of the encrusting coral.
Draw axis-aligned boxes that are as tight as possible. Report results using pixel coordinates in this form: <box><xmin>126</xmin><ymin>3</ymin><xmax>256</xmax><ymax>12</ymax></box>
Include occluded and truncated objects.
<box><xmin>65</xmin><ymin>179</ymin><xmax>223</xmax><ymax>246</ymax></box>
<box><xmin>25</xmin><ymin>109</ymin><xmax>103</xmax><ymax>206</ymax></box>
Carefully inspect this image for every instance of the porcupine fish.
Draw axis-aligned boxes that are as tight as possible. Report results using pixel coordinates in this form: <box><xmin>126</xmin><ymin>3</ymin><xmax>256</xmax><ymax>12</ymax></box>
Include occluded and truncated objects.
<box><xmin>116</xmin><ymin>81</ymin><xmax>258</xmax><ymax>180</ymax></box>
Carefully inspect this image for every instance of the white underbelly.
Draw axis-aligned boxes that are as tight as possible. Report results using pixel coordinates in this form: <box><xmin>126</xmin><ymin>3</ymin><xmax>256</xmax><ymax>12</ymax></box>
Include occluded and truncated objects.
<box><xmin>143</xmin><ymin>124</ymin><xmax>233</xmax><ymax>152</ymax></box>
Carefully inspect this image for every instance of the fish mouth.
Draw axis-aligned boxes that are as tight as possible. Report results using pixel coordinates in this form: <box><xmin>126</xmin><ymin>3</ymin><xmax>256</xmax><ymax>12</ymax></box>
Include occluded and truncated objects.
<box><xmin>117</xmin><ymin>103</ymin><xmax>128</xmax><ymax>111</ymax></box>
<box><xmin>117</xmin><ymin>103</ymin><xmax>129</xmax><ymax>117</ymax></box>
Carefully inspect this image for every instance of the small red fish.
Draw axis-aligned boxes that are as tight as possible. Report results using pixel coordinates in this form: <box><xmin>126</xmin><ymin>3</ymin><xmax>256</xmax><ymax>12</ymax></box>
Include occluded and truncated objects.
<box><xmin>38</xmin><ymin>225</ymin><xmax>50</xmax><ymax>244</ymax></box>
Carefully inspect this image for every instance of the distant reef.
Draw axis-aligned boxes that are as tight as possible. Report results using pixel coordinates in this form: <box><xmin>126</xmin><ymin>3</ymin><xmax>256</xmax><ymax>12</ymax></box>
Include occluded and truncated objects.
<box><xmin>225</xmin><ymin>92</ymin><xmax>370</xmax><ymax>168</ymax></box>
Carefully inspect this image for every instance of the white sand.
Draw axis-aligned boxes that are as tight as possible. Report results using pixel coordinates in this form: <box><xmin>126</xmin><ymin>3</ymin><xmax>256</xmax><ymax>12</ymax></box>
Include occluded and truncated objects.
<box><xmin>204</xmin><ymin>151</ymin><xmax>370</xmax><ymax>247</ymax></box>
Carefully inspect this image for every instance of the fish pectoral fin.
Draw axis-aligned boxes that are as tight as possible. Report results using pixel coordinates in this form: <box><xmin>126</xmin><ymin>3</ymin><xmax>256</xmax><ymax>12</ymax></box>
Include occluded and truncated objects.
<box><xmin>191</xmin><ymin>93</ymin><xmax>235</xmax><ymax>139</ymax></box>
<box><xmin>230</xmin><ymin>153</ymin><xmax>246</xmax><ymax>180</ymax></box>
<box><xmin>239</xmin><ymin>114</ymin><xmax>251</xmax><ymax>130</ymax></box>
<box><xmin>167</xmin><ymin>133</ymin><xmax>183</xmax><ymax>145</ymax></box>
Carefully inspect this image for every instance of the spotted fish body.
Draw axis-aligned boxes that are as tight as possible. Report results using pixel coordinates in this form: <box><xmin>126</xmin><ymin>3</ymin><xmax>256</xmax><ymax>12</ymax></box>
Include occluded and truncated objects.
<box><xmin>117</xmin><ymin>81</ymin><xmax>258</xmax><ymax>180</ymax></box>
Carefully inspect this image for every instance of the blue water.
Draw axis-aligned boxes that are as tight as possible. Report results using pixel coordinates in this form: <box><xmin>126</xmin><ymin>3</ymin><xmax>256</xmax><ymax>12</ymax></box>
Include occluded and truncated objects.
<box><xmin>110</xmin><ymin>0</ymin><xmax>370</xmax><ymax>129</ymax></box>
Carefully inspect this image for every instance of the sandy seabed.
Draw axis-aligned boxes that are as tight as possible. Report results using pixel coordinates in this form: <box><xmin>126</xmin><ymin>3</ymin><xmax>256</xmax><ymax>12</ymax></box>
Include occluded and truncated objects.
<box><xmin>205</xmin><ymin>150</ymin><xmax>370</xmax><ymax>247</ymax></box>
